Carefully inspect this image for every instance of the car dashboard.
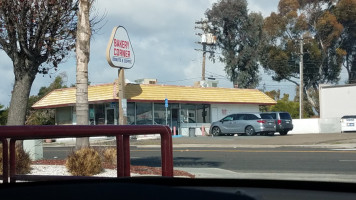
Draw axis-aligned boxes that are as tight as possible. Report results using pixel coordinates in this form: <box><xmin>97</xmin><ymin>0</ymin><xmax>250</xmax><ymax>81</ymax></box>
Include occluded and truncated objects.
<box><xmin>1</xmin><ymin>178</ymin><xmax>356</xmax><ymax>200</ymax></box>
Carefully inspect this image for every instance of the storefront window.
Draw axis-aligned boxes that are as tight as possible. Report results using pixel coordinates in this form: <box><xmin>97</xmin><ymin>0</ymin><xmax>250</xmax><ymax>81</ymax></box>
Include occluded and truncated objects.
<box><xmin>197</xmin><ymin>104</ymin><xmax>210</xmax><ymax>123</ymax></box>
<box><xmin>95</xmin><ymin>104</ymin><xmax>105</xmax><ymax>125</ymax></box>
<box><xmin>89</xmin><ymin>104</ymin><xmax>95</xmax><ymax>125</ymax></box>
<box><xmin>127</xmin><ymin>102</ymin><xmax>135</xmax><ymax>125</ymax></box>
<box><xmin>56</xmin><ymin>107</ymin><xmax>73</xmax><ymax>125</ymax></box>
<box><xmin>154</xmin><ymin>103</ymin><xmax>170</xmax><ymax>125</ymax></box>
<box><xmin>181</xmin><ymin>104</ymin><xmax>196</xmax><ymax>123</ymax></box>
<box><xmin>136</xmin><ymin>103</ymin><xmax>153</xmax><ymax>124</ymax></box>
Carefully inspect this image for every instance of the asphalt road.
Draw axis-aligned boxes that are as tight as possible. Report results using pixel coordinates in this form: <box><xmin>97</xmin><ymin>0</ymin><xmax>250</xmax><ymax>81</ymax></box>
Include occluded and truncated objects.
<box><xmin>136</xmin><ymin>147</ymin><xmax>356</xmax><ymax>173</ymax></box>
<box><xmin>44</xmin><ymin>135</ymin><xmax>356</xmax><ymax>175</ymax></box>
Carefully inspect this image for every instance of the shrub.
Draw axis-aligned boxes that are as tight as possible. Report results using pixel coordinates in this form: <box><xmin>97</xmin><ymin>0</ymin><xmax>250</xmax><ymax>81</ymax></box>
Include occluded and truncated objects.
<box><xmin>0</xmin><ymin>145</ymin><xmax>31</xmax><ymax>175</ymax></box>
<box><xmin>66</xmin><ymin>148</ymin><xmax>102</xmax><ymax>176</ymax></box>
<box><xmin>16</xmin><ymin>146</ymin><xmax>31</xmax><ymax>174</ymax></box>
<box><xmin>102</xmin><ymin>148</ymin><xmax>117</xmax><ymax>165</ymax></box>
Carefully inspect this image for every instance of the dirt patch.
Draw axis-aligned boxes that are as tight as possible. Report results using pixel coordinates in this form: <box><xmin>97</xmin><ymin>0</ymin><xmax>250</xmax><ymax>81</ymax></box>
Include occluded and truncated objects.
<box><xmin>31</xmin><ymin>160</ymin><xmax>195</xmax><ymax>178</ymax></box>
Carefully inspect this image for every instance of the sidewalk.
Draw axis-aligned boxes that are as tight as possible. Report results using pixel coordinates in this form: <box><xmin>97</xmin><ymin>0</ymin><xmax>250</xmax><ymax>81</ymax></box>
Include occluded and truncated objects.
<box><xmin>175</xmin><ymin>168</ymin><xmax>356</xmax><ymax>183</ymax></box>
<box><xmin>45</xmin><ymin>133</ymin><xmax>356</xmax><ymax>149</ymax></box>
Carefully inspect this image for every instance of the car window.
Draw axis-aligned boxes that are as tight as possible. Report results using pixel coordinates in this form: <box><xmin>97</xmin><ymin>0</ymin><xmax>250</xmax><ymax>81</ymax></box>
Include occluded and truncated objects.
<box><xmin>243</xmin><ymin>114</ymin><xmax>259</xmax><ymax>120</ymax></box>
<box><xmin>280</xmin><ymin>113</ymin><xmax>291</xmax><ymax>120</ymax></box>
<box><xmin>233</xmin><ymin>114</ymin><xmax>243</xmax><ymax>120</ymax></box>
<box><xmin>266</xmin><ymin>113</ymin><xmax>277</xmax><ymax>119</ymax></box>
<box><xmin>341</xmin><ymin>115</ymin><xmax>356</xmax><ymax>119</ymax></box>
<box><xmin>260</xmin><ymin>113</ymin><xmax>272</xmax><ymax>119</ymax></box>
<box><xmin>223</xmin><ymin>115</ymin><xmax>233</xmax><ymax>121</ymax></box>
<box><xmin>260</xmin><ymin>114</ymin><xmax>273</xmax><ymax>119</ymax></box>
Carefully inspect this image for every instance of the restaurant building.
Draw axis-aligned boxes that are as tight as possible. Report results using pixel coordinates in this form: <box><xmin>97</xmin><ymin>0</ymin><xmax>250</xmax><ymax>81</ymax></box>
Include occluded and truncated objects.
<box><xmin>32</xmin><ymin>79</ymin><xmax>276</xmax><ymax>136</ymax></box>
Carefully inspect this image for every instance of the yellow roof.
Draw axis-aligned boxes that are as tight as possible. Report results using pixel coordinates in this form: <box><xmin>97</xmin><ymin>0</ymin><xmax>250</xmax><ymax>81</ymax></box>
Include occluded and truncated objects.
<box><xmin>32</xmin><ymin>83</ymin><xmax>116</xmax><ymax>109</ymax></box>
<box><xmin>32</xmin><ymin>82</ymin><xmax>276</xmax><ymax>109</ymax></box>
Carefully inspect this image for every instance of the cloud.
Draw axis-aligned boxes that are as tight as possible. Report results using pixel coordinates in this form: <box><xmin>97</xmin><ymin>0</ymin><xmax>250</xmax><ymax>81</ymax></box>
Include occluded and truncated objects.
<box><xmin>0</xmin><ymin>51</ymin><xmax>14</xmax><ymax>106</ymax></box>
<box><xmin>247</xmin><ymin>0</ymin><xmax>279</xmax><ymax>16</ymax></box>
<box><xmin>0</xmin><ymin>0</ymin><xmax>281</xmax><ymax>107</ymax></box>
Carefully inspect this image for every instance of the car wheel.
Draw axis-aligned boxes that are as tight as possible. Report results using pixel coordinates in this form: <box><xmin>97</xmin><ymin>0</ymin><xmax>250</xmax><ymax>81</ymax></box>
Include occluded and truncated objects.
<box><xmin>245</xmin><ymin>126</ymin><xmax>255</xmax><ymax>136</ymax></box>
<box><xmin>279</xmin><ymin>131</ymin><xmax>288</xmax><ymax>136</ymax></box>
<box><xmin>212</xmin><ymin>126</ymin><xmax>221</xmax><ymax>136</ymax></box>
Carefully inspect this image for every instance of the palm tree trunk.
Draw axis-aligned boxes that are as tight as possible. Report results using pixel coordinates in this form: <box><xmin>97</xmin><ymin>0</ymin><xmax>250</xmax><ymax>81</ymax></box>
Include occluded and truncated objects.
<box><xmin>75</xmin><ymin>0</ymin><xmax>91</xmax><ymax>150</ymax></box>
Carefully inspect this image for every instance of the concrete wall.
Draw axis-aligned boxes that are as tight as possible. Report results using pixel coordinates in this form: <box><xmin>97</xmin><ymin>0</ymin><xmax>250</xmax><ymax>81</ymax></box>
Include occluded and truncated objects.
<box><xmin>288</xmin><ymin>118</ymin><xmax>341</xmax><ymax>134</ymax></box>
<box><xmin>180</xmin><ymin>123</ymin><xmax>211</xmax><ymax>136</ymax></box>
<box><xmin>319</xmin><ymin>118</ymin><xmax>341</xmax><ymax>133</ymax></box>
<box><xmin>320</xmin><ymin>84</ymin><xmax>356</xmax><ymax>119</ymax></box>
<box><xmin>288</xmin><ymin>119</ymin><xmax>319</xmax><ymax>134</ymax></box>
<box><xmin>24</xmin><ymin>140</ymin><xmax>43</xmax><ymax>161</ymax></box>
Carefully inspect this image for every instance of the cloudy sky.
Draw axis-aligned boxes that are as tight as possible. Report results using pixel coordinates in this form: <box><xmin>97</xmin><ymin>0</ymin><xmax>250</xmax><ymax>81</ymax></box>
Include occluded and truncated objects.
<box><xmin>0</xmin><ymin>0</ymin><xmax>300</xmax><ymax>106</ymax></box>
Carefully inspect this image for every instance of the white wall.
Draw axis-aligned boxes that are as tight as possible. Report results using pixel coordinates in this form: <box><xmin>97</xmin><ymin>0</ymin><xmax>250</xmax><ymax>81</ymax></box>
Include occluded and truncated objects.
<box><xmin>288</xmin><ymin>118</ymin><xmax>341</xmax><ymax>134</ymax></box>
<box><xmin>288</xmin><ymin>119</ymin><xmax>319</xmax><ymax>134</ymax></box>
<box><xmin>319</xmin><ymin>118</ymin><xmax>341</xmax><ymax>133</ymax></box>
<box><xmin>180</xmin><ymin>123</ymin><xmax>211</xmax><ymax>136</ymax></box>
<box><xmin>320</xmin><ymin>84</ymin><xmax>356</xmax><ymax>119</ymax></box>
<box><xmin>24</xmin><ymin>140</ymin><xmax>43</xmax><ymax>161</ymax></box>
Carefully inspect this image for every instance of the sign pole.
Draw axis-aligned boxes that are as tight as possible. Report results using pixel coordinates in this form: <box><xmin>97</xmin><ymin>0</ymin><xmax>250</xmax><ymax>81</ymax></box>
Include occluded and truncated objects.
<box><xmin>118</xmin><ymin>68</ymin><xmax>127</xmax><ymax>125</ymax></box>
<box><xmin>165</xmin><ymin>98</ymin><xmax>168</xmax><ymax>125</ymax></box>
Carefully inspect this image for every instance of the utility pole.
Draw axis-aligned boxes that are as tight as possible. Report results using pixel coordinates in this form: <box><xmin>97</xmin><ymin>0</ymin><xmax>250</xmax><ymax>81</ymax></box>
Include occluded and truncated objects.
<box><xmin>195</xmin><ymin>19</ymin><xmax>216</xmax><ymax>82</ymax></box>
<box><xmin>299</xmin><ymin>38</ymin><xmax>304</xmax><ymax>119</ymax></box>
<box><xmin>202</xmin><ymin>42</ymin><xmax>206</xmax><ymax>81</ymax></box>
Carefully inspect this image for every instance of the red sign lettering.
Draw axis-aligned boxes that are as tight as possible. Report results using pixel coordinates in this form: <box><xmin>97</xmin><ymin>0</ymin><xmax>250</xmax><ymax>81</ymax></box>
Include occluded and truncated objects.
<box><xmin>114</xmin><ymin>48</ymin><xmax>130</xmax><ymax>58</ymax></box>
<box><xmin>114</xmin><ymin>39</ymin><xmax>130</xmax><ymax>49</ymax></box>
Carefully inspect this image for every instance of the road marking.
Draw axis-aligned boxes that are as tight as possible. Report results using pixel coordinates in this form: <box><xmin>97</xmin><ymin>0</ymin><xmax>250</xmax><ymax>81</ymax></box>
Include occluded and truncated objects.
<box><xmin>339</xmin><ymin>160</ymin><xmax>356</xmax><ymax>162</ymax></box>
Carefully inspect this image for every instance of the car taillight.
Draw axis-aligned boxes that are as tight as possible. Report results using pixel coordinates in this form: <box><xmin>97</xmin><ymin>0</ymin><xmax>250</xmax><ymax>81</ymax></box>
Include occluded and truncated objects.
<box><xmin>257</xmin><ymin>120</ymin><xmax>266</xmax><ymax>124</ymax></box>
<box><xmin>277</xmin><ymin>120</ymin><xmax>282</xmax><ymax>125</ymax></box>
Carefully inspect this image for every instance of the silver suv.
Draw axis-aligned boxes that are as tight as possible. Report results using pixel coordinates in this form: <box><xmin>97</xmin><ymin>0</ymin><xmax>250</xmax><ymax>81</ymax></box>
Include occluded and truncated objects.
<box><xmin>209</xmin><ymin>113</ymin><xmax>276</xmax><ymax>136</ymax></box>
<box><xmin>263</xmin><ymin>112</ymin><xmax>293</xmax><ymax>135</ymax></box>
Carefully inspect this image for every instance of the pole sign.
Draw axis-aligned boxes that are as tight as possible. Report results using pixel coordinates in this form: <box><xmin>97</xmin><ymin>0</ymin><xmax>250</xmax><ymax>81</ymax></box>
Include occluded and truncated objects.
<box><xmin>106</xmin><ymin>26</ymin><xmax>135</xmax><ymax>69</ymax></box>
<box><xmin>165</xmin><ymin>98</ymin><xmax>168</xmax><ymax>108</ymax></box>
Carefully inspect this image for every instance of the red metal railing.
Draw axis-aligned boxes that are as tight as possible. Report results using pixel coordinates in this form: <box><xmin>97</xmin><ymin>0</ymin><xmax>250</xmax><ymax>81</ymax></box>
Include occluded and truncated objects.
<box><xmin>0</xmin><ymin>125</ymin><xmax>173</xmax><ymax>183</ymax></box>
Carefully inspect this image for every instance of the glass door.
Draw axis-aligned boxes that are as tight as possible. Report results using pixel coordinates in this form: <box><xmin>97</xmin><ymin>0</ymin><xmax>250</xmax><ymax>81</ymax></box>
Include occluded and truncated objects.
<box><xmin>105</xmin><ymin>108</ymin><xmax>115</xmax><ymax>125</ymax></box>
<box><xmin>171</xmin><ymin>108</ymin><xmax>179</xmax><ymax>131</ymax></box>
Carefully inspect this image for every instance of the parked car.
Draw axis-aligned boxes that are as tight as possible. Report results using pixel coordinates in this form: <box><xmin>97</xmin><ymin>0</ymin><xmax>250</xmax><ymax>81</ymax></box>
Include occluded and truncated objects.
<box><xmin>262</xmin><ymin>112</ymin><xmax>293</xmax><ymax>135</ymax></box>
<box><xmin>209</xmin><ymin>113</ymin><xmax>276</xmax><ymax>136</ymax></box>
<box><xmin>340</xmin><ymin>115</ymin><xmax>356</xmax><ymax>133</ymax></box>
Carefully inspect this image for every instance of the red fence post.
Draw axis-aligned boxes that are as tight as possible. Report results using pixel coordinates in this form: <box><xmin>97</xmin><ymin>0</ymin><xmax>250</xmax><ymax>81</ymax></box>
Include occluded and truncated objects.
<box><xmin>116</xmin><ymin>135</ymin><xmax>124</xmax><ymax>177</ymax></box>
<box><xmin>1</xmin><ymin>139</ymin><xmax>8</xmax><ymax>184</ymax></box>
<box><xmin>161</xmin><ymin>126</ymin><xmax>174</xmax><ymax>177</ymax></box>
<box><xmin>9</xmin><ymin>139</ymin><xmax>16</xmax><ymax>183</ymax></box>
<box><xmin>123</xmin><ymin>135</ymin><xmax>131</xmax><ymax>177</ymax></box>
